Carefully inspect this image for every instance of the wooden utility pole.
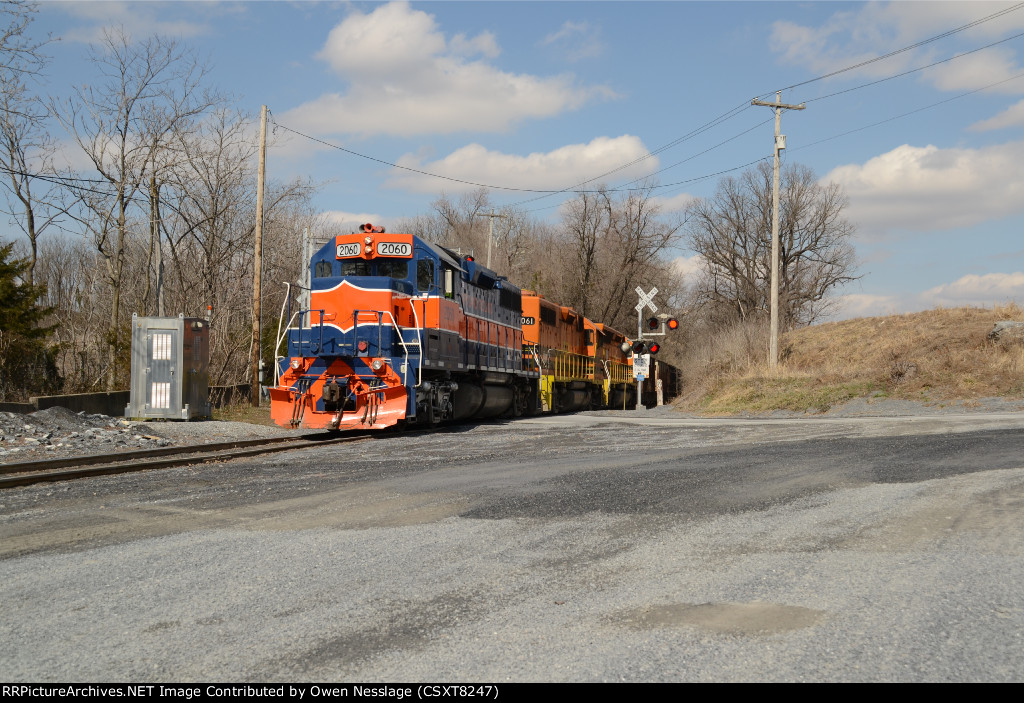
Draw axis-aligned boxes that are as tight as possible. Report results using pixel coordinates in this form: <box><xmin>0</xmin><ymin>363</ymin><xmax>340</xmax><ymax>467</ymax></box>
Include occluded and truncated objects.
<box><xmin>250</xmin><ymin>104</ymin><xmax>268</xmax><ymax>406</ymax></box>
<box><xmin>474</xmin><ymin>211</ymin><xmax>508</xmax><ymax>269</ymax></box>
<box><xmin>751</xmin><ymin>92</ymin><xmax>804</xmax><ymax>369</ymax></box>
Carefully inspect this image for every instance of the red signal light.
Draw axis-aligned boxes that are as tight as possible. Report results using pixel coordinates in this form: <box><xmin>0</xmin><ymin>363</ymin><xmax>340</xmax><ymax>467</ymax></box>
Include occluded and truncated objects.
<box><xmin>646</xmin><ymin>317</ymin><xmax>659</xmax><ymax>331</ymax></box>
<box><xmin>465</xmin><ymin>255</ymin><xmax>474</xmax><ymax>262</ymax></box>
<box><xmin>666</xmin><ymin>318</ymin><xmax>679</xmax><ymax>330</ymax></box>
<box><xmin>648</xmin><ymin>343</ymin><xmax>660</xmax><ymax>354</ymax></box>
<box><xmin>632</xmin><ymin>341</ymin><xmax>646</xmax><ymax>354</ymax></box>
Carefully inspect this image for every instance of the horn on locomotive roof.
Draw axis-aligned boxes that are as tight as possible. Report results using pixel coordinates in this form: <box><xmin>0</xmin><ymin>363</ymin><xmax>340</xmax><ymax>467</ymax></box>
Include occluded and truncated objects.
<box><xmin>358</xmin><ymin>223</ymin><xmax>385</xmax><ymax>233</ymax></box>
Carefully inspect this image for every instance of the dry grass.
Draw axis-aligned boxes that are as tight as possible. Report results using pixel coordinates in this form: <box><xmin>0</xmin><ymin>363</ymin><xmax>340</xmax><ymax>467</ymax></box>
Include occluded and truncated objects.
<box><xmin>212</xmin><ymin>401</ymin><xmax>277</xmax><ymax>426</ymax></box>
<box><xmin>674</xmin><ymin>303</ymin><xmax>1024</xmax><ymax>414</ymax></box>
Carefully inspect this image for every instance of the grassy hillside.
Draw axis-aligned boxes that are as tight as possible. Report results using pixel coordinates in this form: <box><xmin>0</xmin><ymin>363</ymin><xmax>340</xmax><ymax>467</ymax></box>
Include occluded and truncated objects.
<box><xmin>674</xmin><ymin>304</ymin><xmax>1024</xmax><ymax>414</ymax></box>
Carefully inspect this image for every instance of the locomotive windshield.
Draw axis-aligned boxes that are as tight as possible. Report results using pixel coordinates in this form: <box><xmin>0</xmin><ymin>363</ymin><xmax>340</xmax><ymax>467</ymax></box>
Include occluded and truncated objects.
<box><xmin>340</xmin><ymin>260</ymin><xmax>372</xmax><ymax>276</ymax></box>
<box><xmin>338</xmin><ymin>259</ymin><xmax>409</xmax><ymax>279</ymax></box>
<box><xmin>376</xmin><ymin>259</ymin><xmax>409</xmax><ymax>279</ymax></box>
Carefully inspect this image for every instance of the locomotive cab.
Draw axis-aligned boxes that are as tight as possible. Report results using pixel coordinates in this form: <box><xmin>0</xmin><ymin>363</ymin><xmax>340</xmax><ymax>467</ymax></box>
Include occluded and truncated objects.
<box><xmin>271</xmin><ymin>224</ymin><xmax>531</xmax><ymax>430</ymax></box>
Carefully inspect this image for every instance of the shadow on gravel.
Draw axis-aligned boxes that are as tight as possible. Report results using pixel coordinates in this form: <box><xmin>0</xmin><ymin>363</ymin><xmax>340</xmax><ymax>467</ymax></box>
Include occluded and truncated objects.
<box><xmin>461</xmin><ymin>428</ymin><xmax>1024</xmax><ymax>521</ymax></box>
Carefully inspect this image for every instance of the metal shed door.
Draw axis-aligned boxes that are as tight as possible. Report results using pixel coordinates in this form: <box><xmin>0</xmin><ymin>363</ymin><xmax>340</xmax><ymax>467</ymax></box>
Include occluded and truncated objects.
<box><xmin>147</xmin><ymin>329</ymin><xmax>178</xmax><ymax>413</ymax></box>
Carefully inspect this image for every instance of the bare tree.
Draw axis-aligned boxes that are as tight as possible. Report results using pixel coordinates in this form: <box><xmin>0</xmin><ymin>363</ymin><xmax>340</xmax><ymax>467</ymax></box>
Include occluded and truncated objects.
<box><xmin>0</xmin><ymin>0</ymin><xmax>46</xmax><ymax>78</ymax></box>
<box><xmin>0</xmin><ymin>0</ymin><xmax>58</xmax><ymax>285</ymax></box>
<box><xmin>154</xmin><ymin>109</ymin><xmax>319</xmax><ymax>384</ymax></box>
<box><xmin>687</xmin><ymin>162</ymin><xmax>858</xmax><ymax>328</ymax></box>
<box><xmin>161</xmin><ymin>109</ymin><xmax>255</xmax><ymax>317</ymax></box>
<box><xmin>596</xmin><ymin>185</ymin><xmax>684</xmax><ymax>329</ymax></box>
<box><xmin>53</xmin><ymin>28</ymin><xmax>216</xmax><ymax>389</ymax></box>
<box><xmin>0</xmin><ymin>60</ymin><xmax>59</xmax><ymax>285</ymax></box>
<box><xmin>430</xmin><ymin>188</ymin><xmax>490</xmax><ymax>254</ymax></box>
<box><xmin>559</xmin><ymin>187</ymin><xmax>612</xmax><ymax>317</ymax></box>
<box><xmin>556</xmin><ymin>184</ymin><xmax>684</xmax><ymax>331</ymax></box>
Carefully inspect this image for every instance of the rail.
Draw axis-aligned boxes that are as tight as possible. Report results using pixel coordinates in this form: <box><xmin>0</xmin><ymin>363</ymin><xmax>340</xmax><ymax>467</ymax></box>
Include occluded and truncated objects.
<box><xmin>0</xmin><ymin>433</ymin><xmax>372</xmax><ymax>490</ymax></box>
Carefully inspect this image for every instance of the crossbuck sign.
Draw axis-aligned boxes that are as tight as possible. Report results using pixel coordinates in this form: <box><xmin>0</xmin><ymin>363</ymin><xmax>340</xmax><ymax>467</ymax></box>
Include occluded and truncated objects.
<box><xmin>635</xmin><ymin>286</ymin><xmax>658</xmax><ymax>314</ymax></box>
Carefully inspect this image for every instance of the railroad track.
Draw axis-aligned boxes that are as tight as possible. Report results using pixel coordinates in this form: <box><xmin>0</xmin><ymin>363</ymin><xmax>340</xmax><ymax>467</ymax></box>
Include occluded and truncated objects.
<box><xmin>0</xmin><ymin>433</ymin><xmax>372</xmax><ymax>489</ymax></box>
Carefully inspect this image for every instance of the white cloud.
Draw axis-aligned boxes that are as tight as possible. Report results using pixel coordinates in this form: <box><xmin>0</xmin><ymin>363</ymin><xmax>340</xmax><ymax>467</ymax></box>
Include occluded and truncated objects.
<box><xmin>970</xmin><ymin>98</ymin><xmax>1024</xmax><ymax>131</ymax></box>
<box><xmin>671</xmin><ymin>254</ymin><xmax>704</xmax><ymax>281</ymax></box>
<box><xmin>654</xmin><ymin>192</ymin><xmax>696</xmax><ymax>213</ymax></box>
<box><xmin>384</xmin><ymin>135</ymin><xmax>656</xmax><ymax>194</ymax></box>
<box><xmin>52</xmin><ymin>138</ymin><xmax>98</xmax><ymax>173</ymax></box>
<box><xmin>920</xmin><ymin>271</ymin><xmax>1024</xmax><ymax>306</ymax></box>
<box><xmin>55</xmin><ymin>1</ymin><xmax>220</xmax><ymax>43</ymax></box>
<box><xmin>824</xmin><ymin>141</ymin><xmax>1024</xmax><ymax>235</ymax></box>
<box><xmin>921</xmin><ymin>47</ymin><xmax>1023</xmax><ymax>93</ymax></box>
<box><xmin>830</xmin><ymin>271</ymin><xmax>1024</xmax><ymax>319</ymax></box>
<box><xmin>770</xmin><ymin>2</ymin><xmax>1024</xmax><ymax>94</ymax></box>
<box><xmin>321</xmin><ymin>211</ymin><xmax>385</xmax><ymax>232</ymax></box>
<box><xmin>541</xmin><ymin>21</ymin><xmax>605</xmax><ymax>62</ymax></box>
<box><xmin>281</xmin><ymin>2</ymin><xmax>614</xmax><ymax>138</ymax></box>
<box><xmin>450</xmin><ymin>31</ymin><xmax>500</xmax><ymax>59</ymax></box>
<box><xmin>831</xmin><ymin>293</ymin><xmax>905</xmax><ymax>320</ymax></box>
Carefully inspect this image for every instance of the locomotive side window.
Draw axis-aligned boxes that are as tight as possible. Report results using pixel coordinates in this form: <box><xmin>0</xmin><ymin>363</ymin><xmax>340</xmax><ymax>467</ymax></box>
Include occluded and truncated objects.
<box><xmin>417</xmin><ymin>260</ymin><xmax>434</xmax><ymax>293</ymax></box>
<box><xmin>377</xmin><ymin>259</ymin><xmax>409</xmax><ymax>279</ymax></box>
<box><xmin>314</xmin><ymin>260</ymin><xmax>333</xmax><ymax>278</ymax></box>
<box><xmin>340</xmin><ymin>260</ymin><xmax>372</xmax><ymax>276</ymax></box>
<box><xmin>540</xmin><ymin>306</ymin><xmax>556</xmax><ymax>326</ymax></box>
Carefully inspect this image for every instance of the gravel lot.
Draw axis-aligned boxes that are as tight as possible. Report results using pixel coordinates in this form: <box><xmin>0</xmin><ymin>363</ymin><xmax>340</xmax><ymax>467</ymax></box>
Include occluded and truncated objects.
<box><xmin>4</xmin><ymin>395</ymin><xmax>1024</xmax><ymax>464</ymax></box>
<box><xmin>2</xmin><ymin>398</ymin><xmax>1022</xmax><ymax>681</ymax></box>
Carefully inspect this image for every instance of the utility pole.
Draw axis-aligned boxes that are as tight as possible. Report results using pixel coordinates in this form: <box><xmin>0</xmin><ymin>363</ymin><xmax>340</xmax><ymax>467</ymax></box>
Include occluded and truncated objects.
<box><xmin>250</xmin><ymin>104</ymin><xmax>268</xmax><ymax>406</ymax></box>
<box><xmin>474</xmin><ymin>211</ymin><xmax>508</xmax><ymax>269</ymax></box>
<box><xmin>751</xmin><ymin>92</ymin><xmax>804</xmax><ymax>369</ymax></box>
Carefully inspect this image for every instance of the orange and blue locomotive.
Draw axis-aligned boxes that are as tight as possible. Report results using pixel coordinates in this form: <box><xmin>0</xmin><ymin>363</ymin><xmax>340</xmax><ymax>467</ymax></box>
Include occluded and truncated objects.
<box><xmin>270</xmin><ymin>224</ymin><xmax>537</xmax><ymax>430</ymax></box>
<box><xmin>270</xmin><ymin>223</ymin><xmax>678</xmax><ymax>430</ymax></box>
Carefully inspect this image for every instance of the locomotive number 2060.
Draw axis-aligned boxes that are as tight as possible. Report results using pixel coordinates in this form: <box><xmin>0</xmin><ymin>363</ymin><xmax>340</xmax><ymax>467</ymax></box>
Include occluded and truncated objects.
<box><xmin>377</xmin><ymin>242</ymin><xmax>412</xmax><ymax>257</ymax></box>
<box><xmin>336</xmin><ymin>243</ymin><xmax>361</xmax><ymax>258</ymax></box>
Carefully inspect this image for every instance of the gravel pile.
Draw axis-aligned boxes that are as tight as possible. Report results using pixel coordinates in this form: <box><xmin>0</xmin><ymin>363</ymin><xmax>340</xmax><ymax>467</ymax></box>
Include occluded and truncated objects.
<box><xmin>0</xmin><ymin>407</ymin><xmax>173</xmax><ymax>463</ymax></box>
<box><xmin>0</xmin><ymin>407</ymin><xmax>294</xmax><ymax>464</ymax></box>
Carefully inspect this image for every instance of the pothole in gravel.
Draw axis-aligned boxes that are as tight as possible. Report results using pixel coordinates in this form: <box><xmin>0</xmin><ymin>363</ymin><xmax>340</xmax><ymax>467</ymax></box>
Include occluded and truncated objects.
<box><xmin>612</xmin><ymin>601</ymin><xmax>826</xmax><ymax>635</ymax></box>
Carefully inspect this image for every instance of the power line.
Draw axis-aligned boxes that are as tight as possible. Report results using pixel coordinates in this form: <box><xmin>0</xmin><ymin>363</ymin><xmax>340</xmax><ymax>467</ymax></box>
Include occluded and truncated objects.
<box><xmin>270</xmin><ymin>99</ymin><xmax>757</xmax><ymax>200</ymax></box>
<box><xmin>270</xmin><ymin>119</ymin><xmax>560</xmax><ymax>194</ymax></box>
<box><xmin>791</xmin><ymin>70</ymin><xmax>1024</xmax><ymax>154</ymax></box>
<box><xmin>761</xmin><ymin>1</ymin><xmax>1024</xmax><ymax>98</ymax></box>
<box><xmin>0</xmin><ymin>164</ymin><xmax>118</xmax><ymax>197</ymax></box>
<box><xmin>803</xmin><ymin>28</ymin><xmax>1024</xmax><ymax>104</ymax></box>
<box><xmin>526</xmin><ymin>1</ymin><xmax>1024</xmax><ymax>200</ymax></box>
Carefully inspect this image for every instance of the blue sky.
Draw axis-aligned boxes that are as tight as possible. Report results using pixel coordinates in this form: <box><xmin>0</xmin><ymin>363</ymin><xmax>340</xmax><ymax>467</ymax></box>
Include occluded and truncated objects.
<box><xmin>21</xmin><ymin>1</ymin><xmax>1024</xmax><ymax>319</ymax></box>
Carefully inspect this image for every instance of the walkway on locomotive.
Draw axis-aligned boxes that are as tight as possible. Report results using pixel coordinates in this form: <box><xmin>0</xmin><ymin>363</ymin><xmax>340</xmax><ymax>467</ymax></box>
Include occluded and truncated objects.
<box><xmin>520</xmin><ymin>292</ymin><xmax>636</xmax><ymax>411</ymax></box>
<box><xmin>278</xmin><ymin>228</ymin><xmax>529</xmax><ymax>422</ymax></box>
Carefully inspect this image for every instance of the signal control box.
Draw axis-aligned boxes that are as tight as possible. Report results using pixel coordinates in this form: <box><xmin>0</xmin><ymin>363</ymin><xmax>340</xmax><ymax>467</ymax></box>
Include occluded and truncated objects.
<box><xmin>126</xmin><ymin>313</ymin><xmax>211</xmax><ymax>421</ymax></box>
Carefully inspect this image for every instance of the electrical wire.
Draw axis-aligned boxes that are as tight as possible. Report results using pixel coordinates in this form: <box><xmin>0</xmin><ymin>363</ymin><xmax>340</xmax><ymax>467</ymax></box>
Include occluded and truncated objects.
<box><xmin>790</xmin><ymin>70</ymin><xmax>1024</xmax><ymax>154</ymax></box>
<box><xmin>7</xmin><ymin>3</ymin><xmax>1023</xmax><ymax>221</ymax></box>
<box><xmin>0</xmin><ymin>164</ymin><xmax>119</xmax><ymax>197</ymax></box>
<box><xmin>803</xmin><ymin>28</ymin><xmax>1024</xmax><ymax>104</ymax></box>
<box><xmin>760</xmin><ymin>1</ymin><xmax>1024</xmax><ymax>98</ymax></box>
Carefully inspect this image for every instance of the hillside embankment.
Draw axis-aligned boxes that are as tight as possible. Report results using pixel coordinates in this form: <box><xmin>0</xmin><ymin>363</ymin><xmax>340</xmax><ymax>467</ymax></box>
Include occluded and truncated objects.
<box><xmin>674</xmin><ymin>304</ymin><xmax>1024</xmax><ymax>416</ymax></box>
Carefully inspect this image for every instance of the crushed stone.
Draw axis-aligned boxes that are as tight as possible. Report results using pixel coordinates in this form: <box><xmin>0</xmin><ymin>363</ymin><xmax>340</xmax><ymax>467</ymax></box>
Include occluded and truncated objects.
<box><xmin>0</xmin><ymin>408</ymin><xmax>293</xmax><ymax>464</ymax></box>
<box><xmin>4</xmin><ymin>396</ymin><xmax>1022</xmax><ymax>465</ymax></box>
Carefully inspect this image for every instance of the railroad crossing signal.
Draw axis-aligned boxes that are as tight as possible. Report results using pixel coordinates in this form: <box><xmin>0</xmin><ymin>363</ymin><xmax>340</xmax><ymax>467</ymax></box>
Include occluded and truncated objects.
<box><xmin>635</xmin><ymin>286</ymin><xmax>658</xmax><ymax>314</ymax></box>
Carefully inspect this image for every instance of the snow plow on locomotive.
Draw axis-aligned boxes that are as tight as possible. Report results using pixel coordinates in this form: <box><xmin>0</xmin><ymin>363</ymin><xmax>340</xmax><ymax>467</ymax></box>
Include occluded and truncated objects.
<box><xmin>270</xmin><ymin>224</ymin><xmax>675</xmax><ymax>430</ymax></box>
